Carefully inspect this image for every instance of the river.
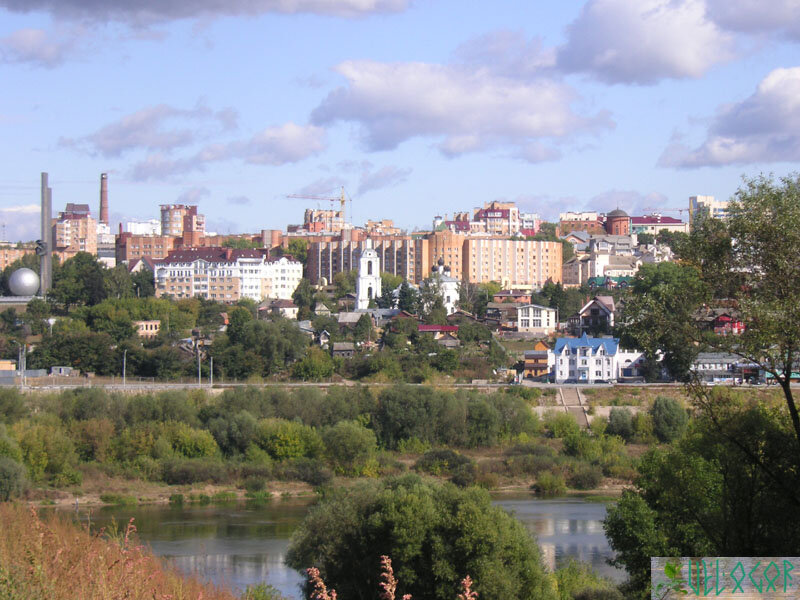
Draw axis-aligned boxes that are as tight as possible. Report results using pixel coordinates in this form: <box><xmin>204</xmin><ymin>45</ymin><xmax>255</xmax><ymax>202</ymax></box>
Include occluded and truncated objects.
<box><xmin>75</xmin><ymin>495</ymin><xmax>622</xmax><ymax>598</ymax></box>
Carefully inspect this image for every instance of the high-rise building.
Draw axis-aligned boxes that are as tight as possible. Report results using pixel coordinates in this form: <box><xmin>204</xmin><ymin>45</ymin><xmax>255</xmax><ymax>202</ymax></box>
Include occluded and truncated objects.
<box><xmin>160</xmin><ymin>204</ymin><xmax>205</xmax><ymax>238</ymax></box>
<box><xmin>689</xmin><ymin>195</ymin><xmax>728</xmax><ymax>223</ymax></box>
<box><xmin>125</xmin><ymin>219</ymin><xmax>162</xmax><ymax>236</ymax></box>
<box><xmin>463</xmin><ymin>237</ymin><xmax>562</xmax><ymax>288</ymax></box>
<box><xmin>472</xmin><ymin>201</ymin><xmax>520</xmax><ymax>235</ymax></box>
<box><xmin>52</xmin><ymin>203</ymin><xmax>97</xmax><ymax>257</ymax></box>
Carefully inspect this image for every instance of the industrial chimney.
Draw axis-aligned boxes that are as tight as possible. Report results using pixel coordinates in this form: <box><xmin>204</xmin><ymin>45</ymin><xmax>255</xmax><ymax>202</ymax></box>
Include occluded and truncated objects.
<box><xmin>99</xmin><ymin>173</ymin><xmax>109</xmax><ymax>225</ymax></box>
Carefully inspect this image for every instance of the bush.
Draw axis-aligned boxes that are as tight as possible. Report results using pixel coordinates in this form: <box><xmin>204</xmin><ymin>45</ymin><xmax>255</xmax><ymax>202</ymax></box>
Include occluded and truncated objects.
<box><xmin>544</xmin><ymin>411</ymin><xmax>581</xmax><ymax>438</ymax></box>
<box><xmin>99</xmin><ymin>493</ymin><xmax>137</xmax><ymax>506</ymax></box>
<box><xmin>161</xmin><ymin>458</ymin><xmax>230</xmax><ymax>485</ymax></box>
<box><xmin>255</xmin><ymin>419</ymin><xmax>323</xmax><ymax>460</ymax></box>
<box><xmin>606</xmin><ymin>408</ymin><xmax>634</xmax><ymax>442</ymax></box>
<box><xmin>243</xmin><ymin>583</ymin><xmax>291</xmax><ymax>600</ymax></box>
<box><xmin>212</xmin><ymin>491</ymin><xmax>237</xmax><ymax>503</ymax></box>
<box><xmin>167</xmin><ymin>423</ymin><xmax>220</xmax><ymax>459</ymax></box>
<box><xmin>414</xmin><ymin>449</ymin><xmax>473</xmax><ymax>476</ymax></box>
<box><xmin>532</xmin><ymin>471</ymin><xmax>566</xmax><ymax>497</ymax></box>
<box><xmin>649</xmin><ymin>396</ymin><xmax>688</xmax><ymax>443</ymax></box>
<box><xmin>396</xmin><ymin>437</ymin><xmax>431</xmax><ymax>454</ymax></box>
<box><xmin>276</xmin><ymin>457</ymin><xmax>332</xmax><ymax>487</ymax></box>
<box><xmin>568</xmin><ymin>464</ymin><xmax>603</xmax><ymax>490</ymax></box>
<box><xmin>323</xmin><ymin>421</ymin><xmax>377</xmax><ymax>475</ymax></box>
<box><xmin>573</xmin><ymin>590</ymin><xmax>623</xmax><ymax>600</ymax></box>
<box><xmin>554</xmin><ymin>558</ymin><xmax>621</xmax><ymax>600</ymax></box>
<box><xmin>168</xmin><ymin>493</ymin><xmax>184</xmax><ymax>505</ymax></box>
<box><xmin>0</xmin><ymin>424</ymin><xmax>22</xmax><ymax>462</ymax></box>
<box><xmin>0</xmin><ymin>457</ymin><xmax>27</xmax><ymax>501</ymax></box>
<box><xmin>243</xmin><ymin>476</ymin><xmax>266</xmax><ymax>493</ymax></box>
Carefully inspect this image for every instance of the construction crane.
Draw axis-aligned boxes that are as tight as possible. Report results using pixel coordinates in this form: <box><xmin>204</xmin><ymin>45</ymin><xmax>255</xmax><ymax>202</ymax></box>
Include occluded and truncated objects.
<box><xmin>286</xmin><ymin>187</ymin><xmax>350</xmax><ymax>231</ymax></box>
<box><xmin>642</xmin><ymin>206</ymin><xmax>688</xmax><ymax>217</ymax></box>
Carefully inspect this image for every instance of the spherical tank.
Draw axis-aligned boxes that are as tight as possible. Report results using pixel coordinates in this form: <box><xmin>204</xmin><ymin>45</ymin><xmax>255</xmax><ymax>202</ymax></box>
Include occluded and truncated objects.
<box><xmin>8</xmin><ymin>268</ymin><xmax>40</xmax><ymax>296</ymax></box>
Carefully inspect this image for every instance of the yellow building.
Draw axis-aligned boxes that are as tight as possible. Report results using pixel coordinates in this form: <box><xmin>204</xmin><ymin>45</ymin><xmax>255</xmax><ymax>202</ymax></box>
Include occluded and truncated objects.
<box><xmin>463</xmin><ymin>237</ymin><xmax>561</xmax><ymax>287</ymax></box>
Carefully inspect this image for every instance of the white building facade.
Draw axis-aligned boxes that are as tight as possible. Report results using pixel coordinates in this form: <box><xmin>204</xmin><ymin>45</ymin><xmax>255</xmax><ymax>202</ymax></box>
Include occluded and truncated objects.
<box><xmin>355</xmin><ymin>243</ymin><xmax>382</xmax><ymax>310</ymax></box>
<box><xmin>517</xmin><ymin>304</ymin><xmax>558</xmax><ymax>334</ymax></box>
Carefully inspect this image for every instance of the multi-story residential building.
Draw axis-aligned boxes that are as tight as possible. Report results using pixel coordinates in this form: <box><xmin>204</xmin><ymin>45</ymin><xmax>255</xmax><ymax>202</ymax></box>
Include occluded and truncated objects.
<box><xmin>472</xmin><ymin>201</ymin><xmax>520</xmax><ymax>235</ymax></box>
<box><xmin>0</xmin><ymin>243</ymin><xmax>35</xmax><ymax>269</ymax></box>
<box><xmin>306</xmin><ymin>235</ymin><xmax>419</xmax><ymax>285</ymax></box>
<box><xmin>519</xmin><ymin>212</ymin><xmax>542</xmax><ymax>236</ymax></box>
<box><xmin>517</xmin><ymin>304</ymin><xmax>558</xmax><ymax>334</ymax></box>
<box><xmin>116</xmin><ymin>233</ymin><xmax>179</xmax><ymax>264</ymax></box>
<box><xmin>160</xmin><ymin>204</ymin><xmax>205</xmax><ymax>238</ymax></box>
<box><xmin>154</xmin><ymin>248</ymin><xmax>301</xmax><ymax>303</ymax></box>
<box><xmin>52</xmin><ymin>203</ymin><xmax>97</xmax><ymax>257</ymax></box>
<box><xmin>523</xmin><ymin>340</ymin><xmax>550</xmax><ymax>379</ymax></box>
<box><xmin>425</xmin><ymin>231</ymin><xmax>466</xmax><ymax>282</ymax></box>
<box><xmin>551</xmin><ymin>334</ymin><xmax>645</xmax><ymax>383</ymax></box>
<box><xmin>689</xmin><ymin>195</ymin><xmax>728</xmax><ymax>223</ymax></box>
<box><xmin>126</xmin><ymin>219</ymin><xmax>162</xmax><ymax>236</ymax></box>
<box><xmin>364</xmin><ymin>220</ymin><xmax>402</xmax><ymax>236</ymax></box>
<box><xmin>303</xmin><ymin>208</ymin><xmax>346</xmax><ymax>233</ymax></box>
<box><xmin>463</xmin><ymin>237</ymin><xmax>562</xmax><ymax>288</ymax></box>
<box><xmin>559</xmin><ymin>211</ymin><xmax>605</xmax><ymax>236</ymax></box>
<box><xmin>568</xmin><ymin>296</ymin><xmax>616</xmax><ymax>335</ymax></box>
<box><xmin>630</xmin><ymin>215</ymin><xmax>688</xmax><ymax>235</ymax></box>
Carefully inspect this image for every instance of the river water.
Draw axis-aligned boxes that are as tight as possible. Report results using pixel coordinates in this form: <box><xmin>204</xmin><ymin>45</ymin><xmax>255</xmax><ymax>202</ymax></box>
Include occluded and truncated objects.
<box><xmin>76</xmin><ymin>495</ymin><xmax>622</xmax><ymax>598</ymax></box>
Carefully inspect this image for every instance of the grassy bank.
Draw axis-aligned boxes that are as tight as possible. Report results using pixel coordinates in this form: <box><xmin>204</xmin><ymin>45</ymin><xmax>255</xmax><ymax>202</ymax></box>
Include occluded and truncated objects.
<box><xmin>0</xmin><ymin>503</ymin><xmax>244</xmax><ymax>599</ymax></box>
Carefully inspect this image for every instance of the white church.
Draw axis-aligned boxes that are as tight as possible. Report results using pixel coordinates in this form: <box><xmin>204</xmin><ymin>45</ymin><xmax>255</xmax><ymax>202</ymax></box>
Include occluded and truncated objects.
<box><xmin>355</xmin><ymin>241</ymin><xmax>381</xmax><ymax>310</ymax></box>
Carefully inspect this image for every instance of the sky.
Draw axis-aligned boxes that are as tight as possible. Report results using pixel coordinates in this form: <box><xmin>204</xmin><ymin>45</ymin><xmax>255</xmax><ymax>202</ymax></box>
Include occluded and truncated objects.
<box><xmin>1</xmin><ymin>0</ymin><xmax>799</xmax><ymax>241</ymax></box>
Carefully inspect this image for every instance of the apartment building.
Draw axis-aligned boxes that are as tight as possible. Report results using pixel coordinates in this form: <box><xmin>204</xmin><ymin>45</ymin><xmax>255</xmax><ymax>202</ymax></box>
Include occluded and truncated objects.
<box><xmin>559</xmin><ymin>211</ymin><xmax>605</xmax><ymax>236</ymax></box>
<box><xmin>472</xmin><ymin>201</ymin><xmax>520</xmax><ymax>235</ymax></box>
<box><xmin>516</xmin><ymin>304</ymin><xmax>558</xmax><ymax>334</ymax></box>
<box><xmin>116</xmin><ymin>233</ymin><xmax>179</xmax><ymax>263</ymax></box>
<box><xmin>307</xmin><ymin>236</ymin><xmax>420</xmax><ymax>285</ymax></box>
<box><xmin>0</xmin><ymin>243</ymin><xmax>35</xmax><ymax>269</ymax></box>
<box><xmin>463</xmin><ymin>238</ymin><xmax>562</xmax><ymax>287</ymax></box>
<box><xmin>154</xmin><ymin>248</ymin><xmax>301</xmax><ymax>303</ymax></box>
<box><xmin>160</xmin><ymin>204</ymin><xmax>205</xmax><ymax>238</ymax></box>
<box><xmin>125</xmin><ymin>219</ymin><xmax>162</xmax><ymax>236</ymax></box>
<box><xmin>52</xmin><ymin>203</ymin><xmax>97</xmax><ymax>257</ymax></box>
<box><xmin>689</xmin><ymin>195</ymin><xmax>728</xmax><ymax>223</ymax></box>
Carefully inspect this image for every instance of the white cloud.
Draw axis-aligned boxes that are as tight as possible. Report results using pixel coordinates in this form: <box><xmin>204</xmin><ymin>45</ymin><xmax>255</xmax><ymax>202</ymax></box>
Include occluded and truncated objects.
<box><xmin>584</xmin><ymin>190</ymin><xmax>670</xmax><ymax>215</ymax></box>
<box><xmin>293</xmin><ymin>176</ymin><xmax>347</xmax><ymax>196</ymax></box>
<box><xmin>63</xmin><ymin>104</ymin><xmax>237</xmax><ymax>157</ymax></box>
<box><xmin>659</xmin><ymin>67</ymin><xmax>800</xmax><ymax>167</ymax></box>
<box><xmin>0</xmin><ymin>204</ymin><xmax>40</xmax><ymax>242</ymax></box>
<box><xmin>706</xmin><ymin>0</ymin><xmax>800</xmax><ymax>40</ymax></box>
<box><xmin>453</xmin><ymin>30</ymin><xmax>556</xmax><ymax>80</ymax></box>
<box><xmin>311</xmin><ymin>59</ymin><xmax>611</xmax><ymax>160</ymax></box>
<box><xmin>0</xmin><ymin>0</ymin><xmax>408</xmax><ymax>24</ymax></box>
<box><xmin>0</xmin><ymin>28</ymin><xmax>78</xmax><ymax>67</ymax></box>
<box><xmin>358</xmin><ymin>164</ymin><xmax>411</xmax><ymax>194</ymax></box>
<box><xmin>557</xmin><ymin>0</ymin><xmax>734</xmax><ymax>84</ymax></box>
<box><xmin>130</xmin><ymin>122</ymin><xmax>325</xmax><ymax>180</ymax></box>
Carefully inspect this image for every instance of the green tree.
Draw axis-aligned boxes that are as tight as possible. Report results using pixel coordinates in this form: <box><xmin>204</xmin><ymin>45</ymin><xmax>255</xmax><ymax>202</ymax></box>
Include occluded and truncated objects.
<box><xmin>605</xmin><ymin>408</ymin><xmax>634</xmax><ymax>442</ymax></box>
<box><xmin>636</xmin><ymin>232</ymin><xmax>654</xmax><ymax>245</ymax></box>
<box><xmin>222</xmin><ymin>237</ymin><xmax>259</xmax><ymax>249</ymax></box>
<box><xmin>649</xmin><ymin>396</ymin><xmax>688</xmax><ymax>443</ymax></box>
<box><xmin>396</xmin><ymin>281</ymin><xmax>420</xmax><ymax>314</ymax></box>
<box><xmin>226</xmin><ymin>306</ymin><xmax>253</xmax><ymax>345</ymax></box>
<box><xmin>292</xmin><ymin>346</ymin><xmax>335</xmax><ymax>381</ymax></box>
<box><xmin>618</xmin><ymin>262</ymin><xmax>708</xmax><ymax>381</ymax></box>
<box><xmin>292</xmin><ymin>278</ymin><xmax>315</xmax><ymax>320</ymax></box>
<box><xmin>353</xmin><ymin>313</ymin><xmax>373</xmax><ymax>342</ymax></box>
<box><xmin>131</xmin><ymin>269</ymin><xmax>155</xmax><ymax>297</ymax></box>
<box><xmin>286</xmin><ymin>475</ymin><xmax>557</xmax><ymax>600</ymax></box>
<box><xmin>322</xmin><ymin>420</ymin><xmax>377</xmax><ymax>475</ymax></box>
<box><xmin>286</xmin><ymin>238</ymin><xmax>309</xmax><ymax>266</ymax></box>
<box><xmin>23</xmin><ymin>298</ymin><xmax>50</xmax><ymax>335</ymax></box>
<box><xmin>103</xmin><ymin>264</ymin><xmax>134</xmax><ymax>299</ymax></box>
<box><xmin>49</xmin><ymin>252</ymin><xmax>106</xmax><ymax>309</ymax></box>
<box><xmin>333</xmin><ymin>270</ymin><xmax>357</xmax><ymax>300</ymax></box>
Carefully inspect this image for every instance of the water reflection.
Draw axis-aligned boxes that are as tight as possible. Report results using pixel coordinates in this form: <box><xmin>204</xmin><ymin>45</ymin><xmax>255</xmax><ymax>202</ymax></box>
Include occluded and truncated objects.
<box><xmin>493</xmin><ymin>496</ymin><xmax>623</xmax><ymax>581</ymax></box>
<box><xmin>72</xmin><ymin>495</ymin><xmax>623</xmax><ymax>599</ymax></box>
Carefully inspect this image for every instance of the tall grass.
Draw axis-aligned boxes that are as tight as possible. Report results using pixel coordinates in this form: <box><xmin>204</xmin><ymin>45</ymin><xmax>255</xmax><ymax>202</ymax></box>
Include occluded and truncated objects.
<box><xmin>0</xmin><ymin>503</ymin><xmax>238</xmax><ymax>600</ymax></box>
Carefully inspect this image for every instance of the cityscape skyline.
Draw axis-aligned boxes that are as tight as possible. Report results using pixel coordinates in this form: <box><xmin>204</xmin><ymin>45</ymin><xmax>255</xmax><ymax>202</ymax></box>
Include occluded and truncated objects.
<box><xmin>1</xmin><ymin>1</ymin><xmax>799</xmax><ymax>242</ymax></box>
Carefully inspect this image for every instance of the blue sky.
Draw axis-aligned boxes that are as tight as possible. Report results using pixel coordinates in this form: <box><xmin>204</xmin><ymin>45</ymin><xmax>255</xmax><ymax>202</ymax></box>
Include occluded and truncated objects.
<box><xmin>1</xmin><ymin>0</ymin><xmax>799</xmax><ymax>241</ymax></box>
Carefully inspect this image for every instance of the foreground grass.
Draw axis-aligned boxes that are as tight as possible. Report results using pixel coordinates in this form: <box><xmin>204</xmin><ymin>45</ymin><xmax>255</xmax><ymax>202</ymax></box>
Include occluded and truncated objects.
<box><xmin>0</xmin><ymin>503</ymin><xmax>240</xmax><ymax>600</ymax></box>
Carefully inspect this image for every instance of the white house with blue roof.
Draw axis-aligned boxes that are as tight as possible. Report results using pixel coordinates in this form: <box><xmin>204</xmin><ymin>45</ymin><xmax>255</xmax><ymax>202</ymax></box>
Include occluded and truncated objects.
<box><xmin>550</xmin><ymin>334</ymin><xmax>644</xmax><ymax>383</ymax></box>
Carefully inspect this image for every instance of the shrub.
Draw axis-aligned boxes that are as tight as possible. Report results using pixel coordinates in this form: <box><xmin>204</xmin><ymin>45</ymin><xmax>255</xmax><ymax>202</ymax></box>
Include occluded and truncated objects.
<box><xmin>568</xmin><ymin>464</ymin><xmax>603</xmax><ymax>490</ymax></box>
<box><xmin>212</xmin><ymin>491</ymin><xmax>237</xmax><ymax>503</ymax></box>
<box><xmin>167</xmin><ymin>423</ymin><xmax>220</xmax><ymax>459</ymax></box>
<box><xmin>649</xmin><ymin>396</ymin><xmax>688</xmax><ymax>443</ymax></box>
<box><xmin>605</xmin><ymin>408</ymin><xmax>634</xmax><ymax>442</ymax></box>
<box><xmin>414</xmin><ymin>449</ymin><xmax>473</xmax><ymax>476</ymax></box>
<box><xmin>555</xmin><ymin>558</ymin><xmax>621</xmax><ymax>600</ymax></box>
<box><xmin>532</xmin><ymin>471</ymin><xmax>566</xmax><ymax>497</ymax></box>
<box><xmin>12</xmin><ymin>420</ymin><xmax>78</xmax><ymax>483</ymax></box>
<box><xmin>449</xmin><ymin>462</ymin><xmax>478</xmax><ymax>487</ymax></box>
<box><xmin>0</xmin><ymin>424</ymin><xmax>22</xmax><ymax>462</ymax></box>
<box><xmin>255</xmin><ymin>419</ymin><xmax>324</xmax><ymax>460</ymax></box>
<box><xmin>631</xmin><ymin>412</ymin><xmax>656</xmax><ymax>444</ymax></box>
<box><xmin>99</xmin><ymin>493</ymin><xmax>137</xmax><ymax>506</ymax></box>
<box><xmin>276</xmin><ymin>457</ymin><xmax>332</xmax><ymax>487</ymax></box>
<box><xmin>168</xmin><ymin>493</ymin><xmax>184</xmax><ymax>505</ymax></box>
<box><xmin>544</xmin><ymin>411</ymin><xmax>580</xmax><ymax>438</ymax></box>
<box><xmin>243</xmin><ymin>476</ymin><xmax>266</xmax><ymax>493</ymax></box>
<box><xmin>243</xmin><ymin>583</ymin><xmax>291</xmax><ymax>600</ymax></box>
<box><xmin>0</xmin><ymin>457</ymin><xmax>27</xmax><ymax>501</ymax></box>
<box><xmin>396</xmin><ymin>437</ymin><xmax>430</xmax><ymax>454</ymax></box>
<box><xmin>323</xmin><ymin>421</ymin><xmax>377</xmax><ymax>475</ymax></box>
<box><xmin>161</xmin><ymin>458</ymin><xmax>230</xmax><ymax>485</ymax></box>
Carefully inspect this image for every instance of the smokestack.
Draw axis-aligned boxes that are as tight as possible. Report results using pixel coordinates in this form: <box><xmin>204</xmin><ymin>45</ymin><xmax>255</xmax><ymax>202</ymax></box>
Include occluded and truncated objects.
<box><xmin>99</xmin><ymin>173</ymin><xmax>109</xmax><ymax>225</ymax></box>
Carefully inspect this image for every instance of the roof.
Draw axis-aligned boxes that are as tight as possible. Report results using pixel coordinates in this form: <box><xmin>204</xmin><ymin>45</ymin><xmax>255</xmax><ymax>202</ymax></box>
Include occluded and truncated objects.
<box><xmin>631</xmin><ymin>215</ymin><xmax>684</xmax><ymax>225</ymax></box>
<box><xmin>561</xmin><ymin>230</ymin><xmax>591</xmax><ymax>242</ymax></box>
<box><xmin>158</xmin><ymin>247</ymin><xmax>267</xmax><ymax>264</ymax></box>
<box><xmin>553</xmin><ymin>334</ymin><xmax>619</xmax><ymax>355</ymax></box>
<box><xmin>606</xmin><ymin>209</ymin><xmax>629</xmax><ymax>218</ymax></box>
<box><xmin>338</xmin><ymin>311</ymin><xmax>366</xmax><ymax>324</ymax></box>
<box><xmin>494</xmin><ymin>289</ymin><xmax>530</xmax><ymax>298</ymax></box>
<box><xmin>418</xmin><ymin>324</ymin><xmax>459</xmax><ymax>333</ymax></box>
<box><xmin>332</xmin><ymin>342</ymin><xmax>355</xmax><ymax>351</ymax></box>
<box><xmin>272</xmin><ymin>299</ymin><xmax>296</xmax><ymax>308</ymax></box>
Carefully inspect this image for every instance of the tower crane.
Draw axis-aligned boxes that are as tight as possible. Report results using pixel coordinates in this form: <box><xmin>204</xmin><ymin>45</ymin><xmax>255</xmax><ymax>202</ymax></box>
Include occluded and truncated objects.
<box><xmin>286</xmin><ymin>187</ymin><xmax>350</xmax><ymax>231</ymax></box>
<box><xmin>641</xmin><ymin>206</ymin><xmax>688</xmax><ymax>217</ymax></box>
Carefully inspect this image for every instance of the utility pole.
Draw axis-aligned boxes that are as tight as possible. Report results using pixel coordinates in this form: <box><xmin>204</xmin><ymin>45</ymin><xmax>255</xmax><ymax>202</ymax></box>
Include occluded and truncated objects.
<box><xmin>123</xmin><ymin>349</ymin><xmax>127</xmax><ymax>387</ymax></box>
<box><xmin>210</xmin><ymin>356</ymin><xmax>213</xmax><ymax>388</ymax></box>
<box><xmin>197</xmin><ymin>341</ymin><xmax>201</xmax><ymax>387</ymax></box>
